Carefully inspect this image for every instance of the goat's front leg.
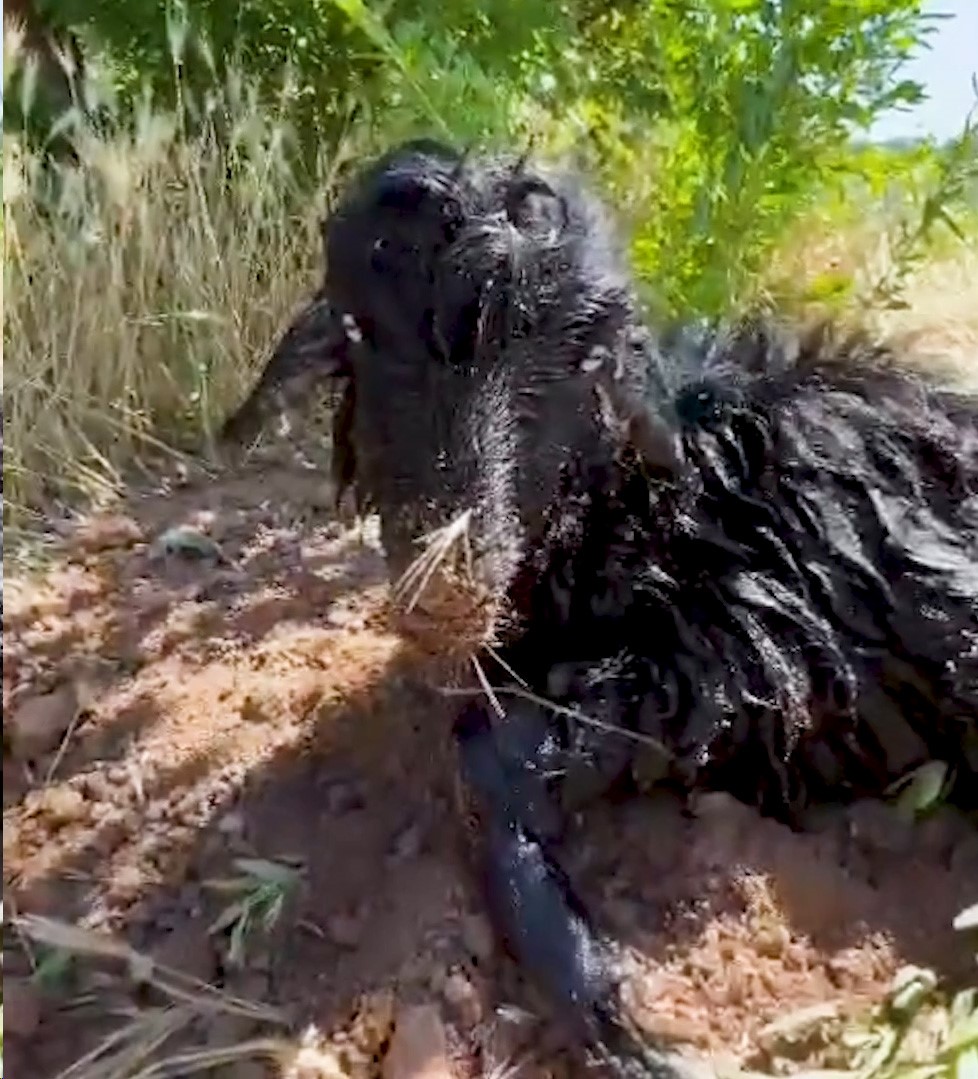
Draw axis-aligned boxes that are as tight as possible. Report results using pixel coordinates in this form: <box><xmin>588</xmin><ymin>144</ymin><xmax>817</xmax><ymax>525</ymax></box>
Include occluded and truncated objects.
<box><xmin>453</xmin><ymin>700</ymin><xmax>695</xmax><ymax>1079</ymax></box>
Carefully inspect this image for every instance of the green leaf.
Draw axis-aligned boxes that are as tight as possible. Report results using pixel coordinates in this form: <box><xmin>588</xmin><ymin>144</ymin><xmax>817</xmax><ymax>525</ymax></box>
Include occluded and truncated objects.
<box><xmin>329</xmin><ymin>0</ymin><xmax>367</xmax><ymax>18</ymax></box>
<box><xmin>31</xmin><ymin>948</ymin><xmax>75</xmax><ymax>990</ymax></box>
<box><xmin>805</xmin><ymin>269</ymin><xmax>855</xmax><ymax>303</ymax></box>
<box><xmin>862</xmin><ymin>1024</ymin><xmax>901</xmax><ymax>1074</ymax></box>
<box><xmin>945</xmin><ymin>1013</ymin><xmax>978</xmax><ymax>1057</ymax></box>
<box><xmin>232</xmin><ymin>857</ymin><xmax>303</xmax><ymax>887</ymax></box>
<box><xmin>888</xmin><ymin>964</ymin><xmax>937</xmax><ymax>1017</ymax></box>
<box><xmin>892</xmin><ymin>761</ymin><xmax>950</xmax><ymax>815</ymax></box>
<box><xmin>952</xmin><ymin>989</ymin><xmax>978</xmax><ymax>1025</ymax></box>
<box><xmin>208</xmin><ymin>900</ymin><xmax>247</xmax><ymax>936</ymax></box>
<box><xmin>935</xmin><ymin>205</ymin><xmax>967</xmax><ymax>242</ymax></box>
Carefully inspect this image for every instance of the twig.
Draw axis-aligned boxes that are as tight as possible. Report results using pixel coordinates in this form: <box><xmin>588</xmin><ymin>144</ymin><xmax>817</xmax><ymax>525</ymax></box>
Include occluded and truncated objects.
<box><xmin>45</xmin><ymin>704</ymin><xmax>85</xmax><ymax>784</ymax></box>
<box><xmin>471</xmin><ymin>654</ymin><xmax>505</xmax><ymax>718</ymax></box>
<box><xmin>440</xmin><ymin>683</ymin><xmax>671</xmax><ymax>755</ymax></box>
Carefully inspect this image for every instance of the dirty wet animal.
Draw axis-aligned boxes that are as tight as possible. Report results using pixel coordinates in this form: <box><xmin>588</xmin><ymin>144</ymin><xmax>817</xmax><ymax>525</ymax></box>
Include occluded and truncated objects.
<box><xmin>224</xmin><ymin>140</ymin><xmax>978</xmax><ymax>1077</ymax></box>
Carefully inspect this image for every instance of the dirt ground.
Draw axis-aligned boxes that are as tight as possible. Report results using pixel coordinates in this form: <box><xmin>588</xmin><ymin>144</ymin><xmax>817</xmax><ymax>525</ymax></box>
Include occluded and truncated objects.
<box><xmin>4</xmin><ymin>444</ymin><xmax>977</xmax><ymax>1079</ymax></box>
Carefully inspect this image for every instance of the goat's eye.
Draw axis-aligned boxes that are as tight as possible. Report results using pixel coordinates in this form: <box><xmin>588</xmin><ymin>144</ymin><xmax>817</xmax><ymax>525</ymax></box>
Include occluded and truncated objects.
<box><xmin>370</xmin><ymin>236</ymin><xmax>393</xmax><ymax>274</ymax></box>
<box><xmin>505</xmin><ymin>178</ymin><xmax>567</xmax><ymax>234</ymax></box>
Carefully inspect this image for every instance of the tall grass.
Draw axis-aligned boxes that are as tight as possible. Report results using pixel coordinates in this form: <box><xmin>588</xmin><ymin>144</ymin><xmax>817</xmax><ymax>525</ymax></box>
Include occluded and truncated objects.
<box><xmin>2</xmin><ymin>57</ymin><xmax>357</xmax><ymax>526</ymax></box>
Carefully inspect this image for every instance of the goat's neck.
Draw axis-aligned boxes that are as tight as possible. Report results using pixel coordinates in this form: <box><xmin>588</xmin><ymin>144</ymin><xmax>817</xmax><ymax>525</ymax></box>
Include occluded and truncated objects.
<box><xmin>503</xmin><ymin>449</ymin><xmax>674</xmax><ymax>676</ymax></box>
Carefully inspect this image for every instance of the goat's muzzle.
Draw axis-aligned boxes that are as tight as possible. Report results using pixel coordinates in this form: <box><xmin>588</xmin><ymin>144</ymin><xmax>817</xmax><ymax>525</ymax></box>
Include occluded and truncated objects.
<box><xmin>386</xmin><ymin>511</ymin><xmax>500</xmax><ymax>659</ymax></box>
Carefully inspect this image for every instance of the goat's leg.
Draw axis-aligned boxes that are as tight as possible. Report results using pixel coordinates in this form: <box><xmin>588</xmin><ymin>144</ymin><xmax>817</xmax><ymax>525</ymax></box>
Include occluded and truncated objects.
<box><xmin>453</xmin><ymin>700</ymin><xmax>695</xmax><ymax>1079</ymax></box>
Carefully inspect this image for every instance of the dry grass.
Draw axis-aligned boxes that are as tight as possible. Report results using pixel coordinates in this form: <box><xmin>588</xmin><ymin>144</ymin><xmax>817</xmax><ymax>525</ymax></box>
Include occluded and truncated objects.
<box><xmin>875</xmin><ymin>246</ymin><xmax>978</xmax><ymax>391</ymax></box>
<box><xmin>1</xmin><ymin>42</ymin><xmax>356</xmax><ymax>533</ymax></box>
<box><xmin>13</xmin><ymin>914</ymin><xmax>289</xmax><ymax>1025</ymax></box>
<box><xmin>761</xmin><ymin>178</ymin><xmax>978</xmax><ymax>390</ymax></box>
<box><xmin>8</xmin><ymin>912</ymin><xmax>408</xmax><ymax>1078</ymax></box>
<box><xmin>9</xmin><ymin>914</ymin><xmax>292</xmax><ymax>1079</ymax></box>
<box><xmin>388</xmin><ymin>510</ymin><xmax>506</xmax><ymax>672</ymax></box>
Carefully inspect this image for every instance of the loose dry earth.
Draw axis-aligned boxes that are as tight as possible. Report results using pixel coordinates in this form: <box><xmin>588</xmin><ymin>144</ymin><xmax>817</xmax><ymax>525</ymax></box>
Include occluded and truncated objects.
<box><xmin>4</xmin><ymin>445</ymin><xmax>977</xmax><ymax>1079</ymax></box>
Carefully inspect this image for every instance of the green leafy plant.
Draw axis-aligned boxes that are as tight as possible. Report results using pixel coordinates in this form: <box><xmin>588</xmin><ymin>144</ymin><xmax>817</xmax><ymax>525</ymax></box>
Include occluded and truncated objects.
<box><xmin>30</xmin><ymin>944</ymin><xmax>78</xmax><ymax>992</ymax></box>
<box><xmin>595</xmin><ymin>0</ymin><xmax>941</xmax><ymax>317</ymax></box>
<box><xmin>837</xmin><ymin>946</ymin><xmax>977</xmax><ymax>1079</ymax></box>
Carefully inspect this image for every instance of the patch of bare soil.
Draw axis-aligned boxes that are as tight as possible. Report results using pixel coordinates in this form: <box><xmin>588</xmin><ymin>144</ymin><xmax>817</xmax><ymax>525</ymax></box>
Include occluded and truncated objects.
<box><xmin>3</xmin><ymin>448</ymin><xmax>977</xmax><ymax>1079</ymax></box>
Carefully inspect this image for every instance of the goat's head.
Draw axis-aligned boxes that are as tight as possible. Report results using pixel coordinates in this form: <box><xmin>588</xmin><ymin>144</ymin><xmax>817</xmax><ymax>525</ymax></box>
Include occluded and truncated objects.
<box><xmin>264</xmin><ymin>140</ymin><xmax>680</xmax><ymax>650</ymax></box>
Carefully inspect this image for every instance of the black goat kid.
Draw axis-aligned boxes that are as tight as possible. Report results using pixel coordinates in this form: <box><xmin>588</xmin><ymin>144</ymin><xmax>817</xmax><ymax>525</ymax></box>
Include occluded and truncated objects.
<box><xmin>222</xmin><ymin>141</ymin><xmax>978</xmax><ymax>1077</ymax></box>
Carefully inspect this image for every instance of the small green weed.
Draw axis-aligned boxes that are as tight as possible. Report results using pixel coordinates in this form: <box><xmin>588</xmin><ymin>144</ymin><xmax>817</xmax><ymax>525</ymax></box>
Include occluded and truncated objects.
<box><xmin>31</xmin><ymin>945</ymin><xmax>79</xmax><ymax>994</ymax></box>
<box><xmin>205</xmin><ymin>857</ymin><xmax>305</xmax><ymax>968</ymax></box>
<box><xmin>852</xmin><ymin>905</ymin><xmax>978</xmax><ymax>1079</ymax></box>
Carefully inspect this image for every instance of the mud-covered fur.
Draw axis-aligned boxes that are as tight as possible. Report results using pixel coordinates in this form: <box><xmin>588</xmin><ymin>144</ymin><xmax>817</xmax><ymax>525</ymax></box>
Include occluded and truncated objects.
<box><xmin>222</xmin><ymin>140</ymin><xmax>978</xmax><ymax>1077</ymax></box>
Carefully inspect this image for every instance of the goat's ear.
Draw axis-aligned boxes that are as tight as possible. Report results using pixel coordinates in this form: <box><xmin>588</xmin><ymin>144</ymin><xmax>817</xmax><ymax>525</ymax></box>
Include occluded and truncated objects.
<box><xmin>220</xmin><ymin>293</ymin><xmax>353</xmax><ymax>445</ymax></box>
<box><xmin>504</xmin><ymin>176</ymin><xmax>568</xmax><ymax>235</ymax></box>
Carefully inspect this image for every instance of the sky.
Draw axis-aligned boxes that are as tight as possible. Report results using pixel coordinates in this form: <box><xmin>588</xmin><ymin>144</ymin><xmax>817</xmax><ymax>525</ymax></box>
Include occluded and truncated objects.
<box><xmin>869</xmin><ymin>0</ymin><xmax>978</xmax><ymax>143</ymax></box>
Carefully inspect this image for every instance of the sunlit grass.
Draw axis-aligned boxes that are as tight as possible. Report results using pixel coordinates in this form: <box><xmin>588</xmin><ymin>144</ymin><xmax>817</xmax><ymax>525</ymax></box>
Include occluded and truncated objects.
<box><xmin>2</xmin><ymin>50</ymin><xmax>349</xmax><ymax>529</ymax></box>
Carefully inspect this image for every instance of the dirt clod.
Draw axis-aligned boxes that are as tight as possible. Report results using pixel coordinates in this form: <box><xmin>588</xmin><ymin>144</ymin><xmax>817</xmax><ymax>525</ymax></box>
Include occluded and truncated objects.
<box><xmin>38</xmin><ymin>785</ymin><xmax>87</xmax><ymax>826</ymax></box>
<box><xmin>74</xmin><ymin>514</ymin><xmax>144</xmax><ymax>553</ymax></box>
<box><xmin>327</xmin><ymin>605</ymin><xmax>364</xmax><ymax>630</ymax></box>
<box><xmin>755</xmin><ymin>1002</ymin><xmax>844</xmax><ymax>1060</ymax></box>
<box><xmin>383</xmin><ymin>1004</ymin><xmax>454</xmax><ymax>1079</ymax></box>
<box><xmin>8</xmin><ymin>684</ymin><xmax>79</xmax><ymax>760</ymax></box>
<box><xmin>3</xmin><ymin>977</ymin><xmax>44</xmax><ymax>1037</ymax></box>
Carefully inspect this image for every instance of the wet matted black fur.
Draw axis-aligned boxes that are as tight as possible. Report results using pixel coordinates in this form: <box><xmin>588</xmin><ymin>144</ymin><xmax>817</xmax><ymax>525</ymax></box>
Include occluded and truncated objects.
<box><xmin>222</xmin><ymin>139</ymin><xmax>978</xmax><ymax>1078</ymax></box>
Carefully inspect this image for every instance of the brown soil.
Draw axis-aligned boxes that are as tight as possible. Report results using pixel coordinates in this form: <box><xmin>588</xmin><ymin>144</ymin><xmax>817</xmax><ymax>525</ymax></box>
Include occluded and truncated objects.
<box><xmin>4</xmin><ymin>447</ymin><xmax>977</xmax><ymax>1079</ymax></box>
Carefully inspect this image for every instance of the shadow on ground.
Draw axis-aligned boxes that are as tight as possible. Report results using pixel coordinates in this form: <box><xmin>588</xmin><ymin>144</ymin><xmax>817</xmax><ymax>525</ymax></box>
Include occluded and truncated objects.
<box><xmin>3</xmin><ymin>441</ymin><xmax>977</xmax><ymax>1078</ymax></box>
